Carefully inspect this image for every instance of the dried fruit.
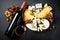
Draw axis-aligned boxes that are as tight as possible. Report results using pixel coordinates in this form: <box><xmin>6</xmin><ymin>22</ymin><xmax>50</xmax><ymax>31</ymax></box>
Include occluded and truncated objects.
<box><xmin>8</xmin><ymin>5</ymin><xmax>18</xmax><ymax>14</ymax></box>
<box><xmin>4</xmin><ymin>5</ymin><xmax>19</xmax><ymax>21</ymax></box>
<box><xmin>52</xmin><ymin>26</ymin><xmax>56</xmax><ymax>30</ymax></box>
<box><xmin>4</xmin><ymin>10</ymin><xmax>13</xmax><ymax>21</ymax></box>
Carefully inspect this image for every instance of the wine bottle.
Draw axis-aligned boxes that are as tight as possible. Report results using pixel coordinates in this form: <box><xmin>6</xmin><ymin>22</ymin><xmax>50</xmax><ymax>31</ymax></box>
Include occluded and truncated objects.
<box><xmin>11</xmin><ymin>5</ymin><xmax>28</xmax><ymax>38</ymax></box>
<box><xmin>5</xmin><ymin>2</ymin><xmax>27</xmax><ymax>37</ymax></box>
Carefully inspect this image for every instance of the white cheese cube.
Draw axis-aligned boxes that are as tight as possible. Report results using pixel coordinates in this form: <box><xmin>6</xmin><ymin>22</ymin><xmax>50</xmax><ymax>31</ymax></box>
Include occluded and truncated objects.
<box><xmin>36</xmin><ymin>9</ymin><xmax>40</xmax><ymax>13</ymax></box>
<box><xmin>28</xmin><ymin>6</ymin><xmax>33</xmax><ymax>10</ymax></box>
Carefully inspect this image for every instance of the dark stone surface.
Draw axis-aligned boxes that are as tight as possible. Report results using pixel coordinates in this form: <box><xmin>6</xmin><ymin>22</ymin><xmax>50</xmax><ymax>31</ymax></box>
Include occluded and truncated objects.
<box><xmin>0</xmin><ymin>0</ymin><xmax>60</xmax><ymax>40</ymax></box>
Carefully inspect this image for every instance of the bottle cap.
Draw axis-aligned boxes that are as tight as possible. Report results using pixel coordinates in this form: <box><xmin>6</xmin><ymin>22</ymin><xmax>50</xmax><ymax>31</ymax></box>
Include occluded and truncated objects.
<box><xmin>21</xmin><ymin>1</ymin><xmax>27</xmax><ymax>9</ymax></box>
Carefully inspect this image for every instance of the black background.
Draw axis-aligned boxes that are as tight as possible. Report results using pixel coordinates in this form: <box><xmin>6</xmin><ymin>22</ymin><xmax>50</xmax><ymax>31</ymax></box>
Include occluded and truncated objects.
<box><xmin>0</xmin><ymin>0</ymin><xmax>60</xmax><ymax>40</ymax></box>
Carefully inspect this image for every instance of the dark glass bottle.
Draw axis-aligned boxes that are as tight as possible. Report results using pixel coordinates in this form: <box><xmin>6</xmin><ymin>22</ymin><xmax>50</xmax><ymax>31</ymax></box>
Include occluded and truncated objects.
<box><xmin>5</xmin><ymin>2</ymin><xmax>27</xmax><ymax>37</ymax></box>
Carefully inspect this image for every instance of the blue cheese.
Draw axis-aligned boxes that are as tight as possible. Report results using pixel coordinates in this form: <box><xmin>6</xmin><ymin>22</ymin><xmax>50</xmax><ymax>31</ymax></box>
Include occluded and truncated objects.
<box><xmin>35</xmin><ymin>3</ymin><xmax>42</xmax><ymax>9</ymax></box>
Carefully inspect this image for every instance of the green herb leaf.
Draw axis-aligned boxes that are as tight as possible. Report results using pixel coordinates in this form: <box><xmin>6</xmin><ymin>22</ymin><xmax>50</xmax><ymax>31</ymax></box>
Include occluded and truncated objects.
<box><xmin>42</xmin><ymin>25</ymin><xmax>45</xmax><ymax>28</ymax></box>
<box><xmin>30</xmin><ymin>13</ymin><xmax>34</xmax><ymax>16</ymax></box>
